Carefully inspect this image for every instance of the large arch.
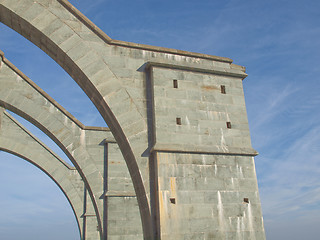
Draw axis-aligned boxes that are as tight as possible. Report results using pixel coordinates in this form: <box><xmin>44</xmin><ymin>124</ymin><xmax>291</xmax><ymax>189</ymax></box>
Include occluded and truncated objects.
<box><xmin>0</xmin><ymin>108</ymin><xmax>86</xmax><ymax>238</ymax></box>
<box><xmin>0</xmin><ymin>1</ymin><xmax>152</xmax><ymax>238</ymax></box>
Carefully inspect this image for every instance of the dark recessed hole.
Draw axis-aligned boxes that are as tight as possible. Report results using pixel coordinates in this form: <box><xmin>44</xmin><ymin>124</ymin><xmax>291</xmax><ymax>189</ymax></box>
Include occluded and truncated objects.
<box><xmin>226</xmin><ymin>122</ymin><xmax>231</xmax><ymax>129</ymax></box>
<box><xmin>176</xmin><ymin>117</ymin><xmax>181</xmax><ymax>125</ymax></box>
<box><xmin>244</xmin><ymin>198</ymin><xmax>249</xmax><ymax>203</ymax></box>
<box><xmin>173</xmin><ymin>79</ymin><xmax>178</xmax><ymax>88</ymax></box>
<box><xmin>170</xmin><ymin>198</ymin><xmax>176</xmax><ymax>204</ymax></box>
<box><xmin>221</xmin><ymin>85</ymin><xmax>226</xmax><ymax>94</ymax></box>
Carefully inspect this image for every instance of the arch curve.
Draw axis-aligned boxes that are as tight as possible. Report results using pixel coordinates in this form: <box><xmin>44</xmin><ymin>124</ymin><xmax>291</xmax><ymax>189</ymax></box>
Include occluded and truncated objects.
<box><xmin>0</xmin><ymin>52</ymin><xmax>107</xmax><ymax>238</ymax></box>
<box><xmin>0</xmin><ymin>109</ymin><xmax>87</xmax><ymax>239</ymax></box>
<box><xmin>0</xmin><ymin>2</ymin><xmax>152</xmax><ymax>238</ymax></box>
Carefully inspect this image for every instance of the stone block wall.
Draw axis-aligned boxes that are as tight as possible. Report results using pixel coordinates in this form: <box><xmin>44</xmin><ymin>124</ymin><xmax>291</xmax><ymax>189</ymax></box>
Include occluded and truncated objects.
<box><xmin>106</xmin><ymin>142</ymin><xmax>143</xmax><ymax>240</ymax></box>
<box><xmin>156</xmin><ymin>153</ymin><xmax>264</xmax><ymax>239</ymax></box>
<box><xmin>150</xmin><ymin>65</ymin><xmax>253</xmax><ymax>153</ymax></box>
<box><xmin>146</xmin><ymin>62</ymin><xmax>264</xmax><ymax>239</ymax></box>
<box><xmin>0</xmin><ymin>1</ymin><xmax>266</xmax><ymax>239</ymax></box>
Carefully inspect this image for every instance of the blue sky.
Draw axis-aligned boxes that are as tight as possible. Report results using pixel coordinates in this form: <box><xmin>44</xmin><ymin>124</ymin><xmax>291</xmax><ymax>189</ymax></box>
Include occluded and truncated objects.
<box><xmin>1</xmin><ymin>0</ymin><xmax>320</xmax><ymax>239</ymax></box>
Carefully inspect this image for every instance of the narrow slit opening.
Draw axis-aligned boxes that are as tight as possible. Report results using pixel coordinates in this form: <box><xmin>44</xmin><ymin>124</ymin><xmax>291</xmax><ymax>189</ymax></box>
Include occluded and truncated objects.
<box><xmin>176</xmin><ymin>118</ymin><xmax>181</xmax><ymax>125</ymax></box>
<box><xmin>173</xmin><ymin>79</ymin><xmax>178</xmax><ymax>88</ymax></box>
<box><xmin>221</xmin><ymin>85</ymin><xmax>226</xmax><ymax>94</ymax></box>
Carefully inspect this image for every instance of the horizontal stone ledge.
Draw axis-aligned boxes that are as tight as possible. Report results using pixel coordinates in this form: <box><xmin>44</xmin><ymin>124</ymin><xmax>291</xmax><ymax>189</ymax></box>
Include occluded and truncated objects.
<box><xmin>151</xmin><ymin>143</ymin><xmax>258</xmax><ymax>157</ymax></box>
<box><xmin>110</xmin><ymin>40</ymin><xmax>233</xmax><ymax>63</ymax></box>
<box><xmin>103</xmin><ymin>139</ymin><xmax>117</xmax><ymax>144</ymax></box>
<box><xmin>84</xmin><ymin>126</ymin><xmax>110</xmax><ymax>131</ymax></box>
<box><xmin>146</xmin><ymin>61</ymin><xmax>248</xmax><ymax>80</ymax></box>
<box><xmin>81</xmin><ymin>213</ymin><xmax>96</xmax><ymax>217</ymax></box>
<box><xmin>104</xmin><ymin>191</ymin><xmax>136</xmax><ymax>197</ymax></box>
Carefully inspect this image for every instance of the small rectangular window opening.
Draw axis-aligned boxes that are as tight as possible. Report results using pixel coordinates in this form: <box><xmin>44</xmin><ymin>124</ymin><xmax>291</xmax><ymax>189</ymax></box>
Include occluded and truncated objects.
<box><xmin>176</xmin><ymin>118</ymin><xmax>181</xmax><ymax>125</ymax></box>
<box><xmin>173</xmin><ymin>79</ymin><xmax>178</xmax><ymax>88</ymax></box>
<box><xmin>221</xmin><ymin>85</ymin><xmax>226</xmax><ymax>94</ymax></box>
<box><xmin>170</xmin><ymin>198</ymin><xmax>176</xmax><ymax>204</ymax></box>
<box><xmin>226</xmin><ymin>122</ymin><xmax>231</xmax><ymax>129</ymax></box>
<box><xmin>244</xmin><ymin>198</ymin><xmax>249</xmax><ymax>204</ymax></box>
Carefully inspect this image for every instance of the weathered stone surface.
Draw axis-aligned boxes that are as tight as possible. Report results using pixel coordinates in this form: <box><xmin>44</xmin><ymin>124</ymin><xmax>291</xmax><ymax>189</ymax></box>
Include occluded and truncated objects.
<box><xmin>0</xmin><ymin>109</ymin><xmax>98</xmax><ymax>239</ymax></box>
<box><xmin>0</xmin><ymin>1</ymin><xmax>265</xmax><ymax>239</ymax></box>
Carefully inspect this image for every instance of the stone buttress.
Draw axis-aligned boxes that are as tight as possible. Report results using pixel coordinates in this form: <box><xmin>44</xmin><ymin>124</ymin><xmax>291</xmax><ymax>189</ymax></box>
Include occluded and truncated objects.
<box><xmin>0</xmin><ymin>1</ymin><xmax>265</xmax><ymax>239</ymax></box>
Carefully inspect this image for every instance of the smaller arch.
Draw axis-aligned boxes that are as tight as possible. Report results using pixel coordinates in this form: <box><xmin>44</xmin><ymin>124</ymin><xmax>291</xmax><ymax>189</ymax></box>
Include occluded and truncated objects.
<box><xmin>0</xmin><ymin>109</ymin><xmax>101</xmax><ymax>239</ymax></box>
<box><xmin>0</xmin><ymin>149</ymin><xmax>82</xmax><ymax>238</ymax></box>
<box><xmin>7</xmin><ymin>110</ymin><xmax>74</xmax><ymax>167</ymax></box>
<box><xmin>0</xmin><ymin>51</ymin><xmax>110</xmax><ymax>238</ymax></box>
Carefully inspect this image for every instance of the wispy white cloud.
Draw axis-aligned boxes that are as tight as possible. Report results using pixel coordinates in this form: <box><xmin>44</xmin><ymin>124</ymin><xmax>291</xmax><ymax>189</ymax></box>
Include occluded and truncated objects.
<box><xmin>258</xmin><ymin>125</ymin><xmax>320</xmax><ymax>219</ymax></box>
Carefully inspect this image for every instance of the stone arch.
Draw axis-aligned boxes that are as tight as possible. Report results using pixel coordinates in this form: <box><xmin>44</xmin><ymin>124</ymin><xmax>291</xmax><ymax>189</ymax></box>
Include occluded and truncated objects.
<box><xmin>0</xmin><ymin>53</ymin><xmax>111</xmax><ymax>239</ymax></box>
<box><xmin>0</xmin><ymin>109</ymin><xmax>85</xmax><ymax>239</ymax></box>
<box><xmin>0</xmin><ymin>1</ymin><xmax>152</xmax><ymax>238</ymax></box>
